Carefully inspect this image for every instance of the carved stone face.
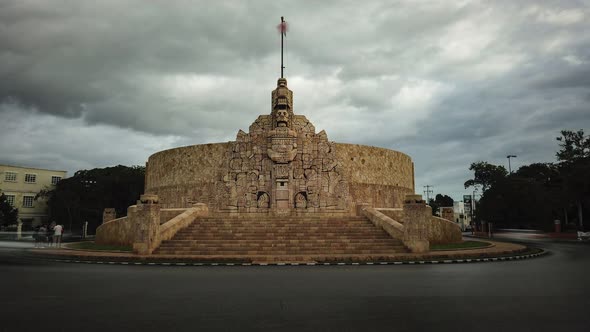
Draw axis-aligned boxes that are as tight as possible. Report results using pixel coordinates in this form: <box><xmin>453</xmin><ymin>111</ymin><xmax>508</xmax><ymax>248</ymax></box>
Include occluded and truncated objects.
<box><xmin>276</xmin><ymin>110</ymin><xmax>289</xmax><ymax>127</ymax></box>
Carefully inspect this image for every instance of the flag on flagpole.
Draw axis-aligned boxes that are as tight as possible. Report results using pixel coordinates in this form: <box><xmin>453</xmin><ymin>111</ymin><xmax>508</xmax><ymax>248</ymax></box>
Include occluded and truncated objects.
<box><xmin>277</xmin><ymin>17</ymin><xmax>288</xmax><ymax>37</ymax></box>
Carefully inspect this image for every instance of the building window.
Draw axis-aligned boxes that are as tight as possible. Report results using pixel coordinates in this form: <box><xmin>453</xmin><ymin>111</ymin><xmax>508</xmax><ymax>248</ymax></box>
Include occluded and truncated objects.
<box><xmin>5</xmin><ymin>195</ymin><xmax>15</xmax><ymax>206</ymax></box>
<box><xmin>4</xmin><ymin>172</ymin><xmax>17</xmax><ymax>182</ymax></box>
<box><xmin>22</xmin><ymin>196</ymin><xmax>34</xmax><ymax>208</ymax></box>
<box><xmin>51</xmin><ymin>176</ymin><xmax>62</xmax><ymax>185</ymax></box>
<box><xmin>24</xmin><ymin>174</ymin><xmax>37</xmax><ymax>183</ymax></box>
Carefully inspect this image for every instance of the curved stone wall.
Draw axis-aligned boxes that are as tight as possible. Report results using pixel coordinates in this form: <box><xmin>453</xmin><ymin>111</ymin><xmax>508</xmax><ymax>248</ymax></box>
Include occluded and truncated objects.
<box><xmin>145</xmin><ymin>143</ymin><xmax>230</xmax><ymax>208</ymax></box>
<box><xmin>334</xmin><ymin>143</ymin><xmax>414</xmax><ymax>189</ymax></box>
<box><xmin>335</xmin><ymin>143</ymin><xmax>415</xmax><ymax>211</ymax></box>
<box><xmin>145</xmin><ymin>142</ymin><xmax>415</xmax><ymax>212</ymax></box>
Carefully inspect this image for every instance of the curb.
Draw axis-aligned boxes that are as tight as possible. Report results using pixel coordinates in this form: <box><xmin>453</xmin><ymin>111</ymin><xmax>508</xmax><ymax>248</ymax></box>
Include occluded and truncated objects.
<box><xmin>34</xmin><ymin>249</ymin><xmax>548</xmax><ymax>267</ymax></box>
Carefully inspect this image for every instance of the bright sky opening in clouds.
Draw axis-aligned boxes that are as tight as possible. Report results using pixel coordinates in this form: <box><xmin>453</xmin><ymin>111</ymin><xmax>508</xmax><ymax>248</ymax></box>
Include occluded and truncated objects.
<box><xmin>1</xmin><ymin>0</ymin><xmax>589</xmax><ymax>200</ymax></box>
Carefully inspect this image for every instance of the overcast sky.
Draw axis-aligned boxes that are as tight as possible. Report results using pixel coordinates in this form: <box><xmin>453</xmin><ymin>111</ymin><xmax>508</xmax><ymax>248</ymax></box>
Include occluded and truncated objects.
<box><xmin>1</xmin><ymin>0</ymin><xmax>589</xmax><ymax>200</ymax></box>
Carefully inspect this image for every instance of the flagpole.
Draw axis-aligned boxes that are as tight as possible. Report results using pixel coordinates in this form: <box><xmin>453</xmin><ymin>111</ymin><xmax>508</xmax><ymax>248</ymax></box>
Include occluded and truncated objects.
<box><xmin>281</xmin><ymin>16</ymin><xmax>285</xmax><ymax>78</ymax></box>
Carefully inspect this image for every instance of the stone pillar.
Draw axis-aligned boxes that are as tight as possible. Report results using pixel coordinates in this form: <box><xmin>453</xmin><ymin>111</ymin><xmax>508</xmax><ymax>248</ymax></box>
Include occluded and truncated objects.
<box><xmin>102</xmin><ymin>208</ymin><xmax>116</xmax><ymax>224</ymax></box>
<box><xmin>402</xmin><ymin>194</ymin><xmax>430</xmax><ymax>253</ymax></box>
<box><xmin>132</xmin><ymin>194</ymin><xmax>161</xmax><ymax>255</ymax></box>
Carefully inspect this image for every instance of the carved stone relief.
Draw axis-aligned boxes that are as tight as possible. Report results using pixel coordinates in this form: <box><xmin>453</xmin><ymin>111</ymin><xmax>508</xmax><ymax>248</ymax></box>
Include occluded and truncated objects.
<box><xmin>295</xmin><ymin>192</ymin><xmax>307</xmax><ymax>209</ymax></box>
<box><xmin>216</xmin><ymin>78</ymin><xmax>349</xmax><ymax>213</ymax></box>
<box><xmin>257</xmin><ymin>192</ymin><xmax>270</xmax><ymax>208</ymax></box>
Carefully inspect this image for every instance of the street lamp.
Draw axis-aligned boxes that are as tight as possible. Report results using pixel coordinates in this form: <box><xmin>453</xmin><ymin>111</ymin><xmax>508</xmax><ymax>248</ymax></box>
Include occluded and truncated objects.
<box><xmin>506</xmin><ymin>155</ymin><xmax>517</xmax><ymax>173</ymax></box>
<box><xmin>472</xmin><ymin>187</ymin><xmax>478</xmax><ymax>231</ymax></box>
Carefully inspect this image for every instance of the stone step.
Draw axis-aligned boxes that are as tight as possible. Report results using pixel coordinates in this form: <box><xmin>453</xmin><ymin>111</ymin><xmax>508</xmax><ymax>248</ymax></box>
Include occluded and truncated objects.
<box><xmin>157</xmin><ymin>246</ymin><xmax>406</xmax><ymax>253</ymax></box>
<box><xmin>181</xmin><ymin>230</ymin><xmax>383</xmax><ymax>235</ymax></box>
<box><xmin>158</xmin><ymin>242</ymin><xmax>403</xmax><ymax>248</ymax></box>
<box><xmin>203</xmin><ymin>217</ymin><xmax>367</xmax><ymax>220</ymax></box>
<box><xmin>178</xmin><ymin>227</ymin><xmax>386</xmax><ymax>232</ymax></box>
<box><xmin>177</xmin><ymin>231</ymin><xmax>388</xmax><ymax>236</ymax></box>
<box><xmin>161</xmin><ymin>238</ymin><xmax>400</xmax><ymax>244</ymax></box>
<box><xmin>189</xmin><ymin>220</ymin><xmax>373</xmax><ymax>224</ymax></box>
<box><xmin>193</xmin><ymin>220</ymin><xmax>369</xmax><ymax>224</ymax></box>
<box><xmin>180</xmin><ymin>226</ymin><xmax>383</xmax><ymax>231</ymax></box>
<box><xmin>172</xmin><ymin>235</ymin><xmax>392</xmax><ymax>240</ymax></box>
<box><xmin>188</xmin><ymin>222</ymin><xmax>375</xmax><ymax>226</ymax></box>
<box><xmin>185</xmin><ymin>224</ymin><xmax>378</xmax><ymax>228</ymax></box>
<box><xmin>153</xmin><ymin>215</ymin><xmax>407</xmax><ymax>256</ymax></box>
<box><xmin>154</xmin><ymin>249</ymin><xmax>405</xmax><ymax>255</ymax></box>
<box><xmin>174</xmin><ymin>231</ymin><xmax>389</xmax><ymax>236</ymax></box>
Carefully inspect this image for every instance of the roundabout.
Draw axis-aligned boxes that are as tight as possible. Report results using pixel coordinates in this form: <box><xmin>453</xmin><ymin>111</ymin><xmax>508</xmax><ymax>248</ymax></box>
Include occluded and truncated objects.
<box><xmin>27</xmin><ymin>237</ymin><xmax>544</xmax><ymax>266</ymax></box>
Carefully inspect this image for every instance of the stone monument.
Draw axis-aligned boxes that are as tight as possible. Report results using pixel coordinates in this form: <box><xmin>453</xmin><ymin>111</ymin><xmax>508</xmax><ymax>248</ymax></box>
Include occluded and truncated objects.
<box><xmin>96</xmin><ymin>17</ymin><xmax>463</xmax><ymax>255</ymax></box>
<box><xmin>144</xmin><ymin>76</ymin><xmax>415</xmax><ymax>215</ymax></box>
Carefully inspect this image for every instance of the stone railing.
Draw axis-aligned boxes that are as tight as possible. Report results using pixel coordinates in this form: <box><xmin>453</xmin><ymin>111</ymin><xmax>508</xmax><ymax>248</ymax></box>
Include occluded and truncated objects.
<box><xmin>375</xmin><ymin>208</ymin><xmax>403</xmax><ymax>222</ymax></box>
<box><xmin>156</xmin><ymin>203</ymin><xmax>208</xmax><ymax>250</ymax></box>
<box><xmin>362</xmin><ymin>207</ymin><xmax>404</xmax><ymax>240</ymax></box>
<box><xmin>160</xmin><ymin>208</ymin><xmax>188</xmax><ymax>224</ymax></box>
<box><xmin>429</xmin><ymin>215</ymin><xmax>462</xmax><ymax>244</ymax></box>
<box><xmin>96</xmin><ymin>195</ymin><xmax>209</xmax><ymax>255</ymax></box>
<box><xmin>360</xmin><ymin>195</ymin><xmax>436</xmax><ymax>253</ymax></box>
<box><xmin>95</xmin><ymin>215</ymin><xmax>136</xmax><ymax>246</ymax></box>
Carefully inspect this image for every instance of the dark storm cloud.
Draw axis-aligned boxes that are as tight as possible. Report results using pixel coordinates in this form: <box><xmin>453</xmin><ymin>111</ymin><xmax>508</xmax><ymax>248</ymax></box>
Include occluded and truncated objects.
<box><xmin>534</xmin><ymin>68</ymin><xmax>590</xmax><ymax>89</ymax></box>
<box><xmin>0</xmin><ymin>0</ymin><xmax>281</xmax><ymax>132</ymax></box>
<box><xmin>1</xmin><ymin>0</ymin><xmax>589</xmax><ymax>199</ymax></box>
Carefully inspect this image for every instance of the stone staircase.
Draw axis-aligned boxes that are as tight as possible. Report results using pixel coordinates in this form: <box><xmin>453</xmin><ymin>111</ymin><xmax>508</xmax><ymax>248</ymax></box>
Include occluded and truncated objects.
<box><xmin>154</xmin><ymin>216</ymin><xmax>408</xmax><ymax>258</ymax></box>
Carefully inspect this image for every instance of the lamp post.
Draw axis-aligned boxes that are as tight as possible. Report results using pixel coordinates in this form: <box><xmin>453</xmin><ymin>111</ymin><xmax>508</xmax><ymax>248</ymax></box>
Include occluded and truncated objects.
<box><xmin>472</xmin><ymin>188</ymin><xmax>477</xmax><ymax>231</ymax></box>
<box><xmin>507</xmin><ymin>155</ymin><xmax>517</xmax><ymax>173</ymax></box>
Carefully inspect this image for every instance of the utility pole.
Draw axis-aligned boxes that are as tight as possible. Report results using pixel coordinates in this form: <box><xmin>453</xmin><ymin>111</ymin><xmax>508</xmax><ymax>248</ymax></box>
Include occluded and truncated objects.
<box><xmin>507</xmin><ymin>155</ymin><xmax>517</xmax><ymax>174</ymax></box>
<box><xmin>423</xmin><ymin>185</ymin><xmax>433</xmax><ymax>202</ymax></box>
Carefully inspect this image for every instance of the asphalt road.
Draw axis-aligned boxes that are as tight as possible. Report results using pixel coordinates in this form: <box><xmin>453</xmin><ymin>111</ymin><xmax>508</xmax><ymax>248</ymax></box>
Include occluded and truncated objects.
<box><xmin>1</xmin><ymin>239</ymin><xmax>589</xmax><ymax>332</ymax></box>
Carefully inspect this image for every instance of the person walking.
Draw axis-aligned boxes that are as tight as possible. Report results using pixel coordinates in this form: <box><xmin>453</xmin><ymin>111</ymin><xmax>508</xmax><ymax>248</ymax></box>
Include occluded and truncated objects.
<box><xmin>53</xmin><ymin>224</ymin><xmax>63</xmax><ymax>248</ymax></box>
<box><xmin>33</xmin><ymin>225</ymin><xmax>40</xmax><ymax>247</ymax></box>
<box><xmin>46</xmin><ymin>223</ymin><xmax>54</xmax><ymax>247</ymax></box>
<box><xmin>39</xmin><ymin>224</ymin><xmax>47</xmax><ymax>248</ymax></box>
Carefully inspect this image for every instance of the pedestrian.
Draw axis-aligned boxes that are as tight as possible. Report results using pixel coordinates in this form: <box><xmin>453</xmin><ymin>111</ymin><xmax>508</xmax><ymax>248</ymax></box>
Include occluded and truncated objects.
<box><xmin>39</xmin><ymin>224</ymin><xmax>47</xmax><ymax>247</ymax></box>
<box><xmin>53</xmin><ymin>224</ymin><xmax>63</xmax><ymax>248</ymax></box>
<box><xmin>33</xmin><ymin>225</ymin><xmax>40</xmax><ymax>247</ymax></box>
<box><xmin>46</xmin><ymin>223</ymin><xmax>53</xmax><ymax>247</ymax></box>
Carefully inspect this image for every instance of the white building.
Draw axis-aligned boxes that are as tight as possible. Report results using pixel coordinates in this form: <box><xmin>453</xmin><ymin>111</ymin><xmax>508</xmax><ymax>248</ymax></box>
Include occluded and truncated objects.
<box><xmin>453</xmin><ymin>201</ymin><xmax>471</xmax><ymax>231</ymax></box>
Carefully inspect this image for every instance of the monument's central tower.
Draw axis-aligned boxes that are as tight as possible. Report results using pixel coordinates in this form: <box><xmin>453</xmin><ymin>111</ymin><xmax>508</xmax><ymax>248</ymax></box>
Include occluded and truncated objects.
<box><xmin>214</xmin><ymin>17</ymin><xmax>349</xmax><ymax>215</ymax></box>
<box><xmin>216</xmin><ymin>75</ymin><xmax>349</xmax><ymax>215</ymax></box>
<box><xmin>271</xmin><ymin>77</ymin><xmax>294</xmax><ymax>128</ymax></box>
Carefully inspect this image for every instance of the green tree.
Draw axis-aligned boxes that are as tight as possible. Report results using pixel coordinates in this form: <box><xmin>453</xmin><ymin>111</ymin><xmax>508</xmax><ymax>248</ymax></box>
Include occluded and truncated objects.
<box><xmin>429</xmin><ymin>194</ymin><xmax>455</xmax><ymax>216</ymax></box>
<box><xmin>556</xmin><ymin>129</ymin><xmax>590</xmax><ymax>162</ymax></box>
<box><xmin>38</xmin><ymin>165</ymin><xmax>145</xmax><ymax>234</ymax></box>
<box><xmin>464</xmin><ymin>161</ymin><xmax>508</xmax><ymax>192</ymax></box>
<box><xmin>0</xmin><ymin>193</ymin><xmax>18</xmax><ymax>226</ymax></box>
<box><xmin>556</xmin><ymin>129</ymin><xmax>590</xmax><ymax>230</ymax></box>
<box><xmin>463</xmin><ymin>160</ymin><xmax>565</xmax><ymax>229</ymax></box>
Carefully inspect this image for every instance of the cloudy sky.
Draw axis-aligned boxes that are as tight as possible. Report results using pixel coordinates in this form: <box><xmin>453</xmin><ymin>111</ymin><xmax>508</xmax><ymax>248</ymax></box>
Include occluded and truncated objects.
<box><xmin>1</xmin><ymin>0</ymin><xmax>589</xmax><ymax>200</ymax></box>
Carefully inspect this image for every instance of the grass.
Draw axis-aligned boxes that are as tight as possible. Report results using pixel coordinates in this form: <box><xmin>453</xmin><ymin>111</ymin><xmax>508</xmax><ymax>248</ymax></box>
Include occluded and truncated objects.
<box><xmin>430</xmin><ymin>240</ymin><xmax>490</xmax><ymax>250</ymax></box>
<box><xmin>68</xmin><ymin>241</ymin><xmax>133</xmax><ymax>252</ymax></box>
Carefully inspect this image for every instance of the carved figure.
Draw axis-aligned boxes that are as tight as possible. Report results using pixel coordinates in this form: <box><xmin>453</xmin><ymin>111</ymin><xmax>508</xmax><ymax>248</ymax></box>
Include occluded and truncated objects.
<box><xmin>276</xmin><ymin>109</ymin><xmax>289</xmax><ymax>127</ymax></box>
<box><xmin>295</xmin><ymin>192</ymin><xmax>307</xmax><ymax>209</ymax></box>
<box><xmin>257</xmin><ymin>192</ymin><xmax>270</xmax><ymax>208</ymax></box>
<box><xmin>267</xmin><ymin>127</ymin><xmax>298</xmax><ymax>163</ymax></box>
